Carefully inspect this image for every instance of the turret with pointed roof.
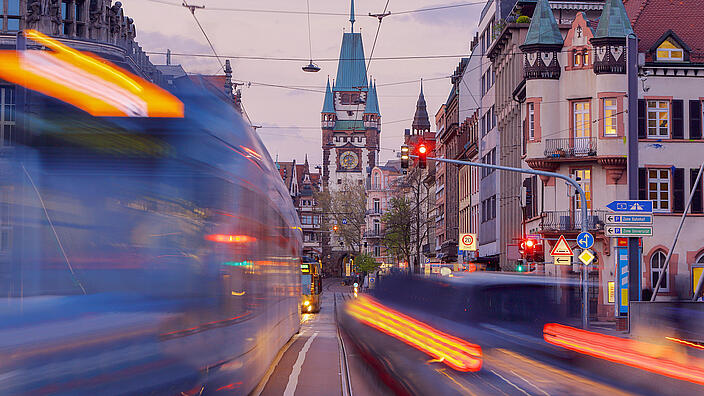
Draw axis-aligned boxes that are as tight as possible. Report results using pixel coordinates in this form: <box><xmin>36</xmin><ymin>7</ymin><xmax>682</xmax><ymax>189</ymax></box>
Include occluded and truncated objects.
<box><xmin>321</xmin><ymin>77</ymin><xmax>336</xmax><ymax>129</ymax></box>
<box><xmin>520</xmin><ymin>0</ymin><xmax>563</xmax><ymax>80</ymax></box>
<box><xmin>364</xmin><ymin>80</ymin><xmax>379</xmax><ymax>115</ymax></box>
<box><xmin>412</xmin><ymin>80</ymin><xmax>431</xmax><ymax>134</ymax></box>
<box><xmin>590</xmin><ymin>0</ymin><xmax>634</xmax><ymax>74</ymax></box>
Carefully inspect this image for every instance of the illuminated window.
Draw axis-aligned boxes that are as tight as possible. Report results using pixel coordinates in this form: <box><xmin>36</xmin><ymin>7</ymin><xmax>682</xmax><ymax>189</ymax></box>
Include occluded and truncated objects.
<box><xmin>573</xmin><ymin>50</ymin><xmax>582</xmax><ymax>66</ymax></box>
<box><xmin>651</xmin><ymin>250</ymin><xmax>668</xmax><ymax>291</ymax></box>
<box><xmin>656</xmin><ymin>39</ymin><xmax>684</xmax><ymax>62</ymax></box>
<box><xmin>572</xmin><ymin>169</ymin><xmax>592</xmax><ymax>210</ymax></box>
<box><xmin>573</xmin><ymin>101</ymin><xmax>591</xmax><ymax>138</ymax></box>
<box><xmin>647</xmin><ymin>100</ymin><xmax>669</xmax><ymax>138</ymax></box>
<box><xmin>582</xmin><ymin>50</ymin><xmax>589</xmax><ymax>65</ymax></box>
<box><xmin>603</xmin><ymin>98</ymin><xmax>618</xmax><ymax>136</ymax></box>
<box><xmin>0</xmin><ymin>86</ymin><xmax>15</xmax><ymax>147</ymax></box>
<box><xmin>648</xmin><ymin>169</ymin><xmax>670</xmax><ymax>211</ymax></box>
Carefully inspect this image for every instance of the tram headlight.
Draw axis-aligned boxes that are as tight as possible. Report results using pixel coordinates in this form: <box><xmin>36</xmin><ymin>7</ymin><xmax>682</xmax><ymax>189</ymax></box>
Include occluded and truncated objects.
<box><xmin>304</xmin><ymin>300</ymin><xmax>310</xmax><ymax>306</ymax></box>
<box><xmin>307</xmin><ymin>306</ymin><xmax>312</xmax><ymax>312</ymax></box>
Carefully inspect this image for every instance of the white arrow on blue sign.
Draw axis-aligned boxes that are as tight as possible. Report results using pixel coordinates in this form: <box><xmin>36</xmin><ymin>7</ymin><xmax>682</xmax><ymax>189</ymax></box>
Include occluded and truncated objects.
<box><xmin>606</xmin><ymin>200</ymin><xmax>653</xmax><ymax>213</ymax></box>
<box><xmin>341</xmin><ymin>218</ymin><xmax>347</xmax><ymax>224</ymax></box>
<box><xmin>577</xmin><ymin>232</ymin><xmax>594</xmax><ymax>249</ymax></box>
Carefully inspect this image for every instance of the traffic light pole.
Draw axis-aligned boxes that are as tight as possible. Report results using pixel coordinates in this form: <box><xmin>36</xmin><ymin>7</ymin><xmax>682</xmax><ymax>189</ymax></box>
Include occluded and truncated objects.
<box><xmin>413</xmin><ymin>155</ymin><xmax>591</xmax><ymax>329</ymax></box>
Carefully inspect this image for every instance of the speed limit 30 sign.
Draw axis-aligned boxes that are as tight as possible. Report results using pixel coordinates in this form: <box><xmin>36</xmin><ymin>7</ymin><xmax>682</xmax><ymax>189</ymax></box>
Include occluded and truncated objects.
<box><xmin>460</xmin><ymin>233</ymin><xmax>477</xmax><ymax>251</ymax></box>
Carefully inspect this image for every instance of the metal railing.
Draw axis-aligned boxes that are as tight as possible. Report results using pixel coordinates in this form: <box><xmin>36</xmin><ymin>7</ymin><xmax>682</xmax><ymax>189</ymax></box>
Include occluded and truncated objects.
<box><xmin>365</xmin><ymin>209</ymin><xmax>383</xmax><ymax>215</ymax></box>
<box><xmin>544</xmin><ymin>137</ymin><xmax>597</xmax><ymax>158</ymax></box>
<box><xmin>363</xmin><ymin>230</ymin><xmax>383</xmax><ymax>238</ymax></box>
<box><xmin>539</xmin><ymin>210</ymin><xmax>608</xmax><ymax>232</ymax></box>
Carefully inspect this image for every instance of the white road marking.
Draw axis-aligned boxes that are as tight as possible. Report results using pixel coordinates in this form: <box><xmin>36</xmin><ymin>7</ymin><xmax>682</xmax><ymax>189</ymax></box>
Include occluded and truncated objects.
<box><xmin>491</xmin><ymin>369</ymin><xmax>531</xmax><ymax>396</ymax></box>
<box><xmin>283</xmin><ymin>331</ymin><xmax>319</xmax><ymax>396</ymax></box>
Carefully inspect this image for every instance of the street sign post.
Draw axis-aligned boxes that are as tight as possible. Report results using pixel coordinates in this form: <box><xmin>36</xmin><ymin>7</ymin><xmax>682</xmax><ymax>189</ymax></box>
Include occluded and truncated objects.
<box><xmin>605</xmin><ymin>226</ymin><xmax>653</xmax><ymax>237</ymax></box>
<box><xmin>606</xmin><ymin>200</ymin><xmax>653</xmax><ymax>213</ymax></box>
<box><xmin>550</xmin><ymin>235</ymin><xmax>573</xmax><ymax>256</ymax></box>
<box><xmin>554</xmin><ymin>256</ymin><xmax>572</xmax><ymax>266</ymax></box>
<box><xmin>605</xmin><ymin>214</ymin><xmax>653</xmax><ymax>225</ymax></box>
<box><xmin>459</xmin><ymin>233</ymin><xmax>477</xmax><ymax>251</ymax></box>
<box><xmin>578</xmin><ymin>249</ymin><xmax>595</xmax><ymax>266</ymax></box>
<box><xmin>576</xmin><ymin>232</ymin><xmax>594</xmax><ymax>250</ymax></box>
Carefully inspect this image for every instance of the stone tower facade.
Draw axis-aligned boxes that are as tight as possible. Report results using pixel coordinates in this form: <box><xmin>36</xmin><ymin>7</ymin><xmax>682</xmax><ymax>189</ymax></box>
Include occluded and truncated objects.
<box><xmin>321</xmin><ymin>0</ymin><xmax>381</xmax><ymax>191</ymax></box>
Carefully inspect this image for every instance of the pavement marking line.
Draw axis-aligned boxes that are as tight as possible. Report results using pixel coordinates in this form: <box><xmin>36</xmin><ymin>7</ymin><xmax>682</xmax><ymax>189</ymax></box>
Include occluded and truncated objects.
<box><xmin>493</xmin><ymin>349</ymin><xmax>633</xmax><ymax>396</ymax></box>
<box><xmin>283</xmin><ymin>331</ymin><xmax>319</xmax><ymax>396</ymax></box>
<box><xmin>490</xmin><ymin>369</ymin><xmax>531</xmax><ymax>396</ymax></box>
<box><xmin>435</xmin><ymin>368</ymin><xmax>479</xmax><ymax>396</ymax></box>
<box><xmin>510</xmin><ymin>370</ymin><xmax>551</xmax><ymax>396</ymax></box>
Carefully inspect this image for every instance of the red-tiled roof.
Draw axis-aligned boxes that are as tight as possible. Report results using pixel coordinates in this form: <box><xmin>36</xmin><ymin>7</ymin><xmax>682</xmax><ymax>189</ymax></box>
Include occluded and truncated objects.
<box><xmin>625</xmin><ymin>0</ymin><xmax>704</xmax><ymax>62</ymax></box>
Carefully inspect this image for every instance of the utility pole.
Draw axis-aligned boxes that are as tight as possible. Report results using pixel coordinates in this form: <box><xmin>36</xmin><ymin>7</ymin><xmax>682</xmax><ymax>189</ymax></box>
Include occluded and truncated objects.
<box><xmin>626</xmin><ymin>34</ymin><xmax>641</xmax><ymax>306</ymax></box>
<box><xmin>413</xmin><ymin>155</ymin><xmax>591</xmax><ymax>328</ymax></box>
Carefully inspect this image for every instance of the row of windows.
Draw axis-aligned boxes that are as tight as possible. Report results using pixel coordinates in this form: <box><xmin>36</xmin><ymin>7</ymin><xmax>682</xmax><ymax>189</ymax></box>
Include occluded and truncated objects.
<box><xmin>525</xmin><ymin>97</ymin><xmax>623</xmax><ymax>140</ymax></box>
<box><xmin>481</xmin><ymin>66</ymin><xmax>495</xmax><ymax>96</ymax></box>
<box><xmin>335</xmin><ymin>136</ymin><xmax>364</xmax><ymax>143</ymax></box>
<box><xmin>1</xmin><ymin>0</ymin><xmax>20</xmax><ymax>32</ymax></box>
<box><xmin>481</xmin><ymin>195</ymin><xmax>496</xmax><ymax>223</ymax></box>
<box><xmin>523</xmin><ymin>166</ymin><xmax>703</xmax><ymax>215</ymax></box>
<box><xmin>481</xmin><ymin>149</ymin><xmax>496</xmax><ymax>179</ymax></box>
<box><xmin>300</xmin><ymin>215</ymin><xmax>320</xmax><ymax>225</ymax></box>
<box><xmin>300</xmin><ymin>199</ymin><xmax>316</xmax><ymax>207</ymax></box>
<box><xmin>339</xmin><ymin>93</ymin><xmax>361</xmax><ymax>105</ymax></box>
<box><xmin>481</xmin><ymin>105</ymin><xmax>496</xmax><ymax>136</ymax></box>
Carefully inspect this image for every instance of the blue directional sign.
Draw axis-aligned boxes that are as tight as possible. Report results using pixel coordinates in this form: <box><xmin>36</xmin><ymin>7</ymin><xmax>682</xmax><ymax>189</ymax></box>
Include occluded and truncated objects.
<box><xmin>577</xmin><ymin>232</ymin><xmax>594</xmax><ymax>249</ymax></box>
<box><xmin>605</xmin><ymin>214</ymin><xmax>653</xmax><ymax>225</ymax></box>
<box><xmin>341</xmin><ymin>218</ymin><xmax>347</xmax><ymax>224</ymax></box>
<box><xmin>606</xmin><ymin>200</ymin><xmax>653</xmax><ymax>213</ymax></box>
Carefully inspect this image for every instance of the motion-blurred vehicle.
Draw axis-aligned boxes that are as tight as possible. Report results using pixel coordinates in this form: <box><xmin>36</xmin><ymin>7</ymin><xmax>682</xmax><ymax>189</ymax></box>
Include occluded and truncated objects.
<box><xmin>301</xmin><ymin>256</ymin><xmax>322</xmax><ymax>313</ymax></box>
<box><xmin>0</xmin><ymin>50</ymin><xmax>301</xmax><ymax>394</ymax></box>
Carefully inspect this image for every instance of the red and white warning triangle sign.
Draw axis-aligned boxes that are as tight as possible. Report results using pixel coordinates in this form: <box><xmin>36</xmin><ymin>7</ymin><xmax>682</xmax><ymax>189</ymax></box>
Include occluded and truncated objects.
<box><xmin>550</xmin><ymin>235</ymin><xmax>574</xmax><ymax>256</ymax></box>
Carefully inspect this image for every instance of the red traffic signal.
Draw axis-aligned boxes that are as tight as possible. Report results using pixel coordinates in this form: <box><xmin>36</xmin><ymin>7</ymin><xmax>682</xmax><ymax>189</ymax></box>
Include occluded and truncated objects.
<box><xmin>333</xmin><ymin>224</ymin><xmax>339</xmax><ymax>232</ymax></box>
<box><xmin>417</xmin><ymin>143</ymin><xmax>428</xmax><ymax>169</ymax></box>
<box><xmin>520</xmin><ymin>237</ymin><xmax>544</xmax><ymax>262</ymax></box>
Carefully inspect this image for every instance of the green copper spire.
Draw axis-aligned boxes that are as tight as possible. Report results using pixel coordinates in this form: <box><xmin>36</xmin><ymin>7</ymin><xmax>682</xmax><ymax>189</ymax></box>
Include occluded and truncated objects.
<box><xmin>322</xmin><ymin>77</ymin><xmax>335</xmax><ymax>113</ymax></box>
<box><xmin>595</xmin><ymin>0</ymin><xmax>634</xmax><ymax>38</ymax></box>
<box><xmin>522</xmin><ymin>0</ymin><xmax>563</xmax><ymax>47</ymax></box>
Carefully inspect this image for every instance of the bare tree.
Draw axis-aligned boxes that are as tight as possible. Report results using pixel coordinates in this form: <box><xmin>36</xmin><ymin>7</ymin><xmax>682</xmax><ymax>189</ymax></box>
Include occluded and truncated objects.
<box><xmin>394</xmin><ymin>167</ymin><xmax>434</xmax><ymax>273</ymax></box>
<box><xmin>315</xmin><ymin>180</ymin><xmax>367</xmax><ymax>255</ymax></box>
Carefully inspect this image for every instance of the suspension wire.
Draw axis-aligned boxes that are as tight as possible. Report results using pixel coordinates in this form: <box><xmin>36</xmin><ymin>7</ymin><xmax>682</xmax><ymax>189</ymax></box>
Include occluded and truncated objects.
<box><xmin>182</xmin><ymin>0</ymin><xmax>225</xmax><ymax>72</ymax></box>
<box><xmin>306</xmin><ymin>0</ymin><xmax>314</xmax><ymax>61</ymax></box>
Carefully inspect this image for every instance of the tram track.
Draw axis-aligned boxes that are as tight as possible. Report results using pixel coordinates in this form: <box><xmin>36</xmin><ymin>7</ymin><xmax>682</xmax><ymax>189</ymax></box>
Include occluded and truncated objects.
<box><xmin>334</xmin><ymin>292</ymin><xmax>354</xmax><ymax>396</ymax></box>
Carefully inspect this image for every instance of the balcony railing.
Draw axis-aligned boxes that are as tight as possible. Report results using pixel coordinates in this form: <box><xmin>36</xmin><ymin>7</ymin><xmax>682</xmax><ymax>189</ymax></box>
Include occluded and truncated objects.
<box><xmin>538</xmin><ymin>210</ymin><xmax>607</xmax><ymax>232</ymax></box>
<box><xmin>366</xmin><ymin>209</ymin><xmax>383</xmax><ymax>215</ymax></box>
<box><xmin>544</xmin><ymin>137</ymin><xmax>597</xmax><ymax>158</ymax></box>
<box><xmin>364</xmin><ymin>230</ymin><xmax>383</xmax><ymax>238</ymax></box>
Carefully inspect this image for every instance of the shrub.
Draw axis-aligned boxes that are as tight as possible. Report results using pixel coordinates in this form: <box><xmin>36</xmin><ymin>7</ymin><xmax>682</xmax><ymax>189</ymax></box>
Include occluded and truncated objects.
<box><xmin>517</xmin><ymin>15</ymin><xmax>531</xmax><ymax>24</ymax></box>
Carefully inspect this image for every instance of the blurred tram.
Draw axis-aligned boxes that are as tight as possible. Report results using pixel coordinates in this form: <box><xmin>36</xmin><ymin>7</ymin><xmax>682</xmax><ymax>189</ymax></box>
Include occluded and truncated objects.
<box><xmin>0</xmin><ymin>65</ymin><xmax>301</xmax><ymax>393</ymax></box>
<box><xmin>301</xmin><ymin>256</ymin><xmax>322</xmax><ymax>313</ymax></box>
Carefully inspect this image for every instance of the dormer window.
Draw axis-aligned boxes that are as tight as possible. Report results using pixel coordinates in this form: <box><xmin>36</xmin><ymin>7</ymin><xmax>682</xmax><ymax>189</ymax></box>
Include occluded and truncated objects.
<box><xmin>656</xmin><ymin>38</ymin><xmax>683</xmax><ymax>61</ymax></box>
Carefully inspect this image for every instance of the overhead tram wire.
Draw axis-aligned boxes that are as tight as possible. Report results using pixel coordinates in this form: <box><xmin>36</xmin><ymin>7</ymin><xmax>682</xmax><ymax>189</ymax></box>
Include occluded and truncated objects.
<box><xmin>182</xmin><ymin>0</ymin><xmax>224</xmax><ymax>71</ymax></box>
<box><xmin>144</xmin><ymin>0</ymin><xmax>487</xmax><ymax>16</ymax></box>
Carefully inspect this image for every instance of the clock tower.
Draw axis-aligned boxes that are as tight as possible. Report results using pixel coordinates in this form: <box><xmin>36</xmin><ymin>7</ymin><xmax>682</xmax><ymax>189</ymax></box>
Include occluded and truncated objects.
<box><xmin>321</xmin><ymin>0</ymin><xmax>381</xmax><ymax>191</ymax></box>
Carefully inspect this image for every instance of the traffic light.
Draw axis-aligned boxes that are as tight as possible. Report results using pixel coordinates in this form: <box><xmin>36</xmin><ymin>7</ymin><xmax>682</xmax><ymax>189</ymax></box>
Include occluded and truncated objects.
<box><xmin>333</xmin><ymin>224</ymin><xmax>339</xmax><ymax>232</ymax></box>
<box><xmin>519</xmin><ymin>237</ymin><xmax>543</xmax><ymax>262</ymax></box>
<box><xmin>417</xmin><ymin>143</ymin><xmax>428</xmax><ymax>169</ymax></box>
<box><xmin>400</xmin><ymin>145</ymin><xmax>409</xmax><ymax>169</ymax></box>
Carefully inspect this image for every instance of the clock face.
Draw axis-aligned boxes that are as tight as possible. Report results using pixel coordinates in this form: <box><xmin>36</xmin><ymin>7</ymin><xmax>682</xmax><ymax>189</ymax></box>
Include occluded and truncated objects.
<box><xmin>340</xmin><ymin>151</ymin><xmax>359</xmax><ymax>169</ymax></box>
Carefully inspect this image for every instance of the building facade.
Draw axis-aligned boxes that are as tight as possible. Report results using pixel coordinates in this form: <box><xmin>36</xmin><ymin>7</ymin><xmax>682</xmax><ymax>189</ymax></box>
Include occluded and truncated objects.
<box><xmin>520</xmin><ymin>0</ymin><xmax>704</xmax><ymax>320</ymax></box>
<box><xmin>364</xmin><ymin>160</ymin><xmax>402</xmax><ymax>266</ymax></box>
<box><xmin>277</xmin><ymin>158</ymin><xmax>323</xmax><ymax>260</ymax></box>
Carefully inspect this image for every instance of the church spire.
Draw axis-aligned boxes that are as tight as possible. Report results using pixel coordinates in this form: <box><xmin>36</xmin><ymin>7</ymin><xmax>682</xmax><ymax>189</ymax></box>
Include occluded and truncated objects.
<box><xmin>412</xmin><ymin>79</ymin><xmax>431</xmax><ymax>133</ymax></box>
<box><xmin>350</xmin><ymin>0</ymin><xmax>355</xmax><ymax>32</ymax></box>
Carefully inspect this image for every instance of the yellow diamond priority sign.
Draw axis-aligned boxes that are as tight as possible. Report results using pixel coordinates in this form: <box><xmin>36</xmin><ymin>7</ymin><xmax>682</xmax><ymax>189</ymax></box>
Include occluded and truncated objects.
<box><xmin>578</xmin><ymin>249</ymin><xmax>595</xmax><ymax>266</ymax></box>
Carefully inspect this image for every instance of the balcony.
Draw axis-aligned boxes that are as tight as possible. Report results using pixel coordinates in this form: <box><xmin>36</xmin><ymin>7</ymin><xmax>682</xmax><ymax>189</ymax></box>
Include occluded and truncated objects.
<box><xmin>366</xmin><ymin>209</ymin><xmax>383</xmax><ymax>216</ymax></box>
<box><xmin>364</xmin><ymin>230</ymin><xmax>383</xmax><ymax>238</ymax></box>
<box><xmin>538</xmin><ymin>210</ymin><xmax>608</xmax><ymax>232</ymax></box>
<box><xmin>544</xmin><ymin>137</ymin><xmax>597</xmax><ymax>158</ymax></box>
